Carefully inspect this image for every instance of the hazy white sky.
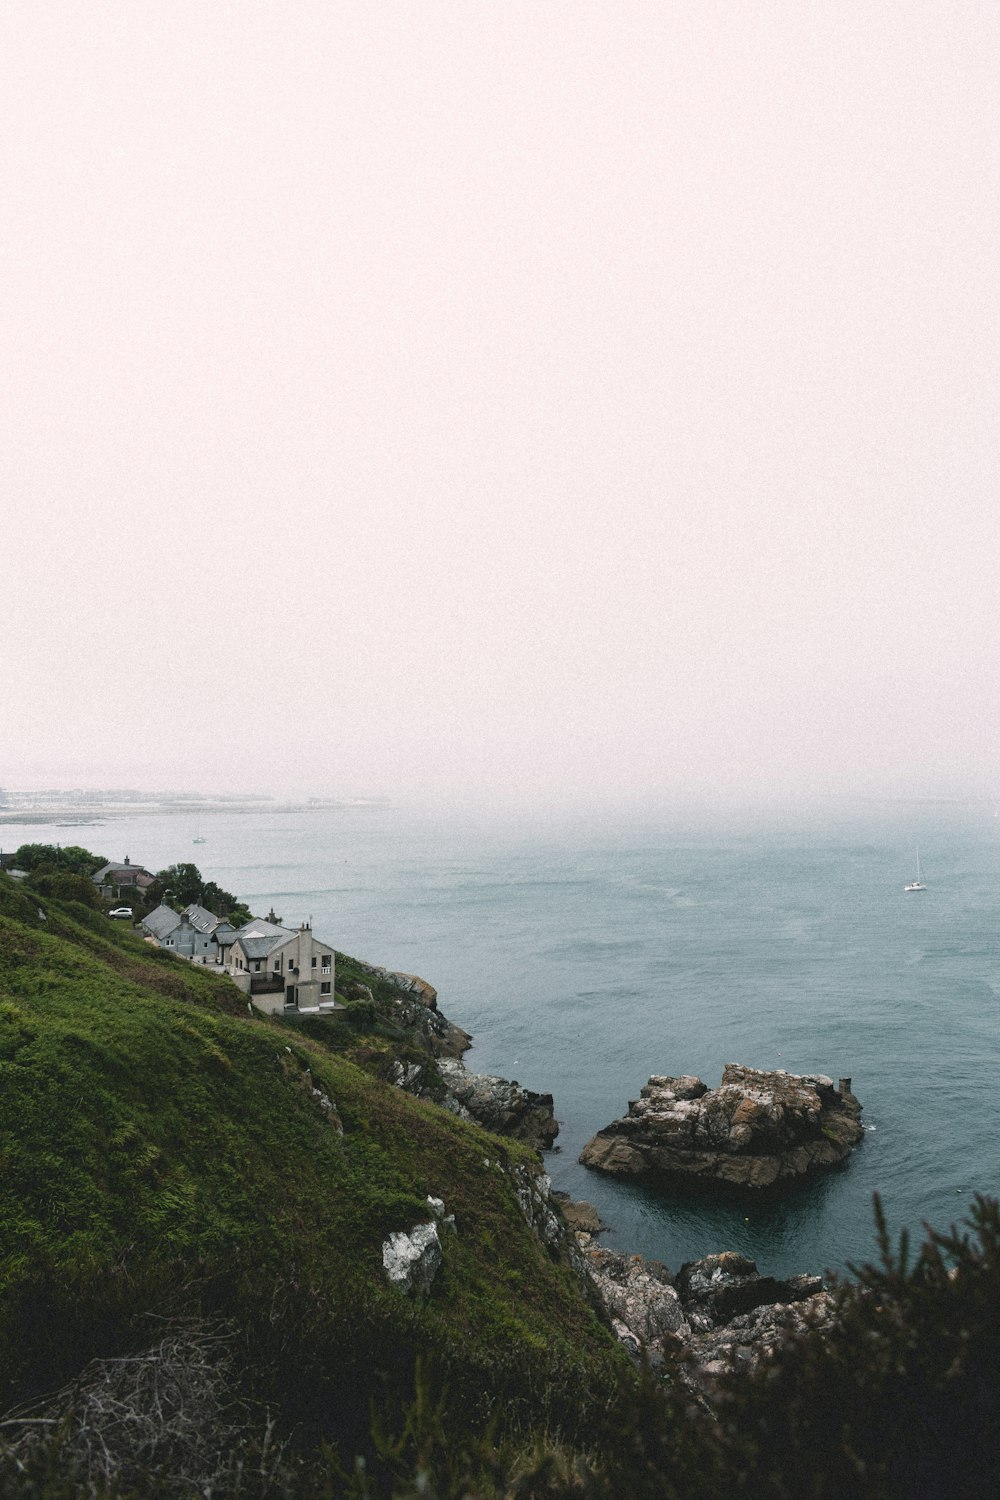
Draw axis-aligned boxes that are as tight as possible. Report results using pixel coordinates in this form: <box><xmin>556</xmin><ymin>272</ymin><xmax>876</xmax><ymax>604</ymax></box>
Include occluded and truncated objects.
<box><xmin>3</xmin><ymin>2</ymin><xmax>999</xmax><ymax>811</ymax></box>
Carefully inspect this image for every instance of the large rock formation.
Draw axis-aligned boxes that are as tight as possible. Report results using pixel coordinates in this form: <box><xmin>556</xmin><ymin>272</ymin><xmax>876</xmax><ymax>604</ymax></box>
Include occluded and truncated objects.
<box><xmin>583</xmin><ymin>1247</ymin><xmax>689</xmax><ymax>1348</ymax></box>
<box><xmin>579</xmin><ymin>1065</ymin><xmax>862</xmax><ymax>1190</ymax></box>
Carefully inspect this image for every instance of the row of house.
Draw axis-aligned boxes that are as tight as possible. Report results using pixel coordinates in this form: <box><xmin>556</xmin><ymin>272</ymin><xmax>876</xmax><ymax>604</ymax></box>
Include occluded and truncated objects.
<box><xmin>82</xmin><ymin>854</ymin><xmax>340</xmax><ymax>1015</ymax></box>
<box><xmin>140</xmin><ymin>900</ymin><xmax>338</xmax><ymax>1016</ymax></box>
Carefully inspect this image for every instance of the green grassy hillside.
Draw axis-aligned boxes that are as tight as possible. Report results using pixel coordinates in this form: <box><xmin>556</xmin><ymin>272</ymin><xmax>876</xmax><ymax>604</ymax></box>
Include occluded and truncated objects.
<box><xmin>0</xmin><ymin>875</ymin><xmax>626</xmax><ymax>1464</ymax></box>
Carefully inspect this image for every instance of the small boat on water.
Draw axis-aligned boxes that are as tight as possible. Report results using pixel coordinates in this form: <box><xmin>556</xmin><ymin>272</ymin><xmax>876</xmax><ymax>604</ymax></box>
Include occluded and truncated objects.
<box><xmin>904</xmin><ymin>848</ymin><xmax>926</xmax><ymax>892</ymax></box>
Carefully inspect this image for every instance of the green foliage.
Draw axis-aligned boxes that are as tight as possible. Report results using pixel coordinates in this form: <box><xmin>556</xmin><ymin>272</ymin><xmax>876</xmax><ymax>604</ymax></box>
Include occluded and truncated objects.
<box><xmin>24</xmin><ymin>871</ymin><xmax>104</xmax><ymax>909</ymax></box>
<box><xmin>710</xmin><ymin>1193</ymin><xmax>1000</xmax><ymax>1498</ymax></box>
<box><xmin>155</xmin><ymin>862</ymin><xmax>205</xmax><ymax>906</ymax></box>
<box><xmin>332</xmin><ymin>954</ymin><xmax>414</xmax><ymax>1018</ymax></box>
<box><xmin>0</xmin><ymin>873</ymin><xmax>626</xmax><ymax>1480</ymax></box>
<box><xmin>154</xmin><ymin>864</ymin><xmax>250</xmax><ymax>923</ymax></box>
<box><xmin>12</xmin><ymin>844</ymin><xmax>107</xmax><ymax>876</ymax></box>
<box><xmin>345</xmin><ymin>998</ymin><xmax>376</xmax><ymax>1030</ymax></box>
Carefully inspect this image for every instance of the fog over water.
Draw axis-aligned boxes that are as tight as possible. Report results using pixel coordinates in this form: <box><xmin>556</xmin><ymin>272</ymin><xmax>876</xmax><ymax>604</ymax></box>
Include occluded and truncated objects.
<box><xmin>3</xmin><ymin>4</ymin><xmax>1000</xmax><ymax>814</ymax></box>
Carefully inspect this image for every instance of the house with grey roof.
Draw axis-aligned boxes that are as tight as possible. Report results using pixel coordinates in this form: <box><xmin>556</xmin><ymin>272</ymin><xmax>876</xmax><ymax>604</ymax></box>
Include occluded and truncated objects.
<box><xmin>141</xmin><ymin>902</ymin><xmax>231</xmax><ymax>963</ymax></box>
<box><xmin>183</xmin><ymin>903</ymin><xmax>236</xmax><ymax>957</ymax></box>
<box><xmin>226</xmin><ymin>919</ymin><xmax>337</xmax><ymax>1014</ymax></box>
<box><xmin>141</xmin><ymin>904</ymin><xmax>196</xmax><ymax>956</ymax></box>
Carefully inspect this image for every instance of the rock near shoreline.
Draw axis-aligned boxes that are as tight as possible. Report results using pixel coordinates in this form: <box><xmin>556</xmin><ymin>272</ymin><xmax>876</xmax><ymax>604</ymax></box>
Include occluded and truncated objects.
<box><xmin>344</xmin><ymin>965</ymin><xmax>472</xmax><ymax>1058</ymax></box>
<box><xmin>437</xmin><ymin>1058</ymin><xmax>559</xmax><ymax>1152</ymax></box>
<box><xmin>581</xmin><ymin>1242</ymin><xmax>833</xmax><ymax>1393</ymax></box>
<box><xmin>579</xmin><ymin>1064</ymin><xmax>862</xmax><ymax>1191</ymax></box>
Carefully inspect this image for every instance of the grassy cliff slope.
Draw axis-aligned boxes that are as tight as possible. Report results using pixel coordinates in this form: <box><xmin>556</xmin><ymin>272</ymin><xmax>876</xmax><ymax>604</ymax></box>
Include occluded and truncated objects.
<box><xmin>0</xmin><ymin>875</ymin><xmax>626</xmax><ymax>1463</ymax></box>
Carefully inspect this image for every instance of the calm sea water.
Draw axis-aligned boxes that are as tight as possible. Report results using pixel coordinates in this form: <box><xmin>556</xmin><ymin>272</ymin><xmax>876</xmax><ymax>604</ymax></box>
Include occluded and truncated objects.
<box><xmin>7</xmin><ymin>801</ymin><xmax>1000</xmax><ymax>1279</ymax></box>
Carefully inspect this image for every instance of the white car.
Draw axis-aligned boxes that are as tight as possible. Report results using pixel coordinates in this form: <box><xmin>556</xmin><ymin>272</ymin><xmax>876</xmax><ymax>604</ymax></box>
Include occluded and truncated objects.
<box><xmin>108</xmin><ymin>906</ymin><xmax>133</xmax><ymax>919</ymax></box>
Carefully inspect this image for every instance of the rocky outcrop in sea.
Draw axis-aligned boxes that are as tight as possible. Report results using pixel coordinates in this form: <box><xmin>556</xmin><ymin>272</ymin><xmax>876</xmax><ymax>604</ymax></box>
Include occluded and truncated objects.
<box><xmin>579</xmin><ymin>1064</ymin><xmax>862</xmax><ymax>1191</ymax></box>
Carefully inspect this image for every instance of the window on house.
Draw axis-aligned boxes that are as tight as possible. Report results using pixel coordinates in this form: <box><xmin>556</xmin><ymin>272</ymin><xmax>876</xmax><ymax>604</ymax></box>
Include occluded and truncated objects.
<box><xmin>254</xmin><ymin>960</ymin><xmax>262</xmax><ymax>973</ymax></box>
<box><xmin>311</xmin><ymin>955</ymin><xmax>317</xmax><ymax>969</ymax></box>
<box><xmin>320</xmin><ymin>981</ymin><xmax>331</xmax><ymax>996</ymax></box>
<box><xmin>273</xmin><ymin>959</ymin><xmax>281</xmax><ymax>972</ymax></box>
<box><xmin>321</xmin><ymin>956</ymin><xmax>331</xmax><ymax>972</ymax></box>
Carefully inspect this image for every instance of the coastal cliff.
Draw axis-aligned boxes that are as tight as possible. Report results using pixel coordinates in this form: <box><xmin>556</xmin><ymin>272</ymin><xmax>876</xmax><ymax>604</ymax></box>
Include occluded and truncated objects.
<box><xmin>2</xmin><ymin>868</ymin><xmax>997</xmax><ymax>1498</ymax></box>
<box><xmin>580</xmin><ymin>1064</ymin><xmax>863</xmax><ymax>1190</ymax></box>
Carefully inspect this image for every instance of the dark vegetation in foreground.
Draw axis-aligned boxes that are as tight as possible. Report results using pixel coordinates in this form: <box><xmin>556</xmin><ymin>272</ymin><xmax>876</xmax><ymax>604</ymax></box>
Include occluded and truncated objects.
<box><xmin>0</xmin><ymin>870</ymin><xmax>997</xmax><ymax>1497</ymax></box>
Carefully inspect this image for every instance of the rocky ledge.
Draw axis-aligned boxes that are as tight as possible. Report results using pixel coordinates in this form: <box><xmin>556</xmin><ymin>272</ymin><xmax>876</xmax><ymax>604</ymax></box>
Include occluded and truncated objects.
<box><xmin>437</xmin><ymin>1058</ymin><xmax>559</xmax><ymax>1152</ymax></box>
<box><xmin>582</xmin><ymin>1242</ymin><xmax>832</xmax><ymax>1393</ymax></box>
<box><xmin>579</xmin><ymin>1064</ymin><xmax>862</xmax><ymax>1191</ymax></box>
<box><xmin>342</xmin><ymin>966</ymin><xmax>472</xmax><ymax>1058</ymax></box>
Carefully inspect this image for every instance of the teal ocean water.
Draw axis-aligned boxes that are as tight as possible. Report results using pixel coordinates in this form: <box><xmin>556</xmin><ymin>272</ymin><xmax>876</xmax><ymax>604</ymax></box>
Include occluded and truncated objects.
<box><xmin>8</xmin><ymin>801</ymin><xmax>1000</xmax><ymax>1280</ymax></box>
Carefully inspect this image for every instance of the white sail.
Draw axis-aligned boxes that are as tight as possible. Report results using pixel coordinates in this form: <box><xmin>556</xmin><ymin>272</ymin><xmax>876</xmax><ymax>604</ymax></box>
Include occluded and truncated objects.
<box><xmin>904</xmin><ymin>847</ymin><xmax>926</xmax><ymax>892</ymax></box>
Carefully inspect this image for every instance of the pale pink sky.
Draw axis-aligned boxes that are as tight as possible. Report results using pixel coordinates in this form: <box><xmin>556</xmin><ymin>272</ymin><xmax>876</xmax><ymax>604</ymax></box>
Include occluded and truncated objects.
<box><xmin>3</xmin><ymin>3</ymin><xmax>999</xmax><ymax>811</ymax></box>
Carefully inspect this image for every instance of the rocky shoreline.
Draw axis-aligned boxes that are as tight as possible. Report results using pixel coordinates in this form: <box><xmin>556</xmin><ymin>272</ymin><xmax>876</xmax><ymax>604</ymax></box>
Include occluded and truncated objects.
<box><xmin>376</xmin><ymin>981</ymin><xmax>854</xmax><ymax>1389</ymax></box>
<box><xmin>579</xmin><ymin>1233</ymin><xmax>834</xmax><ymax>1395</ymax></box>
<box><xmin>436</xmin><ymin>1057</ymin><xmax>559</xmax><ymax>1151</ymax></box>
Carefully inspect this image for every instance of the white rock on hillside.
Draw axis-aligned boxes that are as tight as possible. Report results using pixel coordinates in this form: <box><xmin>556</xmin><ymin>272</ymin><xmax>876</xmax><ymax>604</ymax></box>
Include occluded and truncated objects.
<box><xmin>382</xmin><ymin>1222</ymin><xmax>443</xmax><ymax>1297</ymax></box>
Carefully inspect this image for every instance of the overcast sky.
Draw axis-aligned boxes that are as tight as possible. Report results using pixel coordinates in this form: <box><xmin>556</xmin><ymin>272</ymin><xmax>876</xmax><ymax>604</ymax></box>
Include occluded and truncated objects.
<box><xmin>3</xmin><ymin>3</ymin><xmax>999</xmax><ymax>812</ymax></box>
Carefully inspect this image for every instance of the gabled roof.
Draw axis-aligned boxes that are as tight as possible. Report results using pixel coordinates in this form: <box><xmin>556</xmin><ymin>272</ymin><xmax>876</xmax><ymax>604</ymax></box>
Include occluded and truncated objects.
<box><xmin>184</xmin><ymin>902</ymin><xmax>224</xmax><ymax>935</ymax></box>
<box><xmin>236</xmin><ymin>934</ymin><xmax>287</xmax><ymax>961</ymax></box>
<box><xmin>232</xmin><ymin>918</ymin><xmax>291</xmax><ymax>941</ymax></box>
<box><xmin>142</xmin><ymin>904</ymin><xmax>183</xmax><ymax>940</ymax></box>
<box><xmin>229</xmin><ymin>918</ymin><xmax>297</xmax><ymax>962</ymax></box>
<box><xmin>229</xmin><ymin>919</ymin><xmax>335</xmax><ymax>964</ymax></box>
<box><xmin>92</xmin><ymin>860</ymin><xmax>155</xmax><ymax>884</ymax></box>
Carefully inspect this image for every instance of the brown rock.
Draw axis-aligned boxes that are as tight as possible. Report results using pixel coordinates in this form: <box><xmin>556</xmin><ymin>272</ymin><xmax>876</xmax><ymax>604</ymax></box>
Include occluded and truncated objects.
<box><xmin>579</xmin><ymin>1064</ymin><xmax>863</xmax><ymax>1192</ymax></box>
<box><xmin>552</xmin><ymin>1193</ymin><xmax>605</xmax><ymax>1234</ymax></box>
<box><xmin>577</xmin><ymin>1135</ymin><xmax>648</xmax><ymax>1175</ymax></box>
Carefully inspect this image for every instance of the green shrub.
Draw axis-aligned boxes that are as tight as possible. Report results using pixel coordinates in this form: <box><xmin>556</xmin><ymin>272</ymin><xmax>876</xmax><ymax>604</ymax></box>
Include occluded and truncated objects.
<box><xmin>345</xmin><ymin>998</ymin><xmax>376</xmax><ymax>1030</ymax></box>
<box><xmin>710</xmin><ymin>1194</ymin><xmax>1000</xmax><ymax>1498</ymax></box>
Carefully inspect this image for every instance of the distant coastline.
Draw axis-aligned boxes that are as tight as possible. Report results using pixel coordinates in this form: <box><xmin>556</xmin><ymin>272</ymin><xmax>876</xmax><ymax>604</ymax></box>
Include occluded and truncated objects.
<box><xmin>0</xmin><ymin>789</ymin><xmax>390</xmax><ymax>824</ymax></box>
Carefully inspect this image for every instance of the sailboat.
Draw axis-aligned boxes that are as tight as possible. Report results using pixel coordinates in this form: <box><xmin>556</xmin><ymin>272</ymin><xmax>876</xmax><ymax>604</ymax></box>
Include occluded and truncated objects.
<box><xmin>904</xmin><ymin>848</ymin><xmax>926</xmax><ymax>892</ymax></box>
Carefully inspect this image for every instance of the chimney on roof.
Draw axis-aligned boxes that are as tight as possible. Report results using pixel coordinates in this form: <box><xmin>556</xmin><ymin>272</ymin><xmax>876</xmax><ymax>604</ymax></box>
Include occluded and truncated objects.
<box><xmin>124</xmin><ymin>856</ymin><xmax>130</xmax><ymax>866</ymax></box>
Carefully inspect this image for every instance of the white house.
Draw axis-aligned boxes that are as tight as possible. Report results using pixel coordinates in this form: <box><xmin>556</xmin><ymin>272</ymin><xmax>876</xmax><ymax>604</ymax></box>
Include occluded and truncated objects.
<box><xmin>225</xmin><ymin>918</ymin><xmax>337</xmax><ymax>1014</ymax></box>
